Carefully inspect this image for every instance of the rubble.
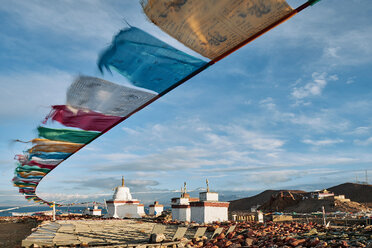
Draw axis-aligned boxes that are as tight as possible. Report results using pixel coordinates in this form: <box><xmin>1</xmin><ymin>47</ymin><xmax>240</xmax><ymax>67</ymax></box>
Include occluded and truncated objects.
<box><xmin>184</xmin><ymin>221</ymin><xmax>372</xmax><ymax>247</ymax></box>
<box><xmin>8</xmin><ymin>215</ymin><xmax>372</xmax><ymax>247</ymax></box>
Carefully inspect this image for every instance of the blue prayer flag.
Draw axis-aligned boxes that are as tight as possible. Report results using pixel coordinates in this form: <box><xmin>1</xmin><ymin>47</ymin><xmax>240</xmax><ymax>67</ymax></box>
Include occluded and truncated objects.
<box><xmin>98</xmin><ymin>26</ymin><xmax>208</xmax><ymax>93</ymax></box>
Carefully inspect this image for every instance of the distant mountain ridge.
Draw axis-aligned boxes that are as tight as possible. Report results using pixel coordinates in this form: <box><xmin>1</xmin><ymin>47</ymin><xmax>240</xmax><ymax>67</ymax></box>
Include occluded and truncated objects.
<box><xmin>229</xmin><ymin>183</ymin><xmax>371</xmax><ymax>212</ymax></box>
<box><xmin>327</xmin><ymin>182</ymin><xmax>372</xmax><ymax>204</ymax></box>
<box><xmin>228</xmin><ymin>189</ymin><xmax>305</xmax><ymax>212</ymax></box>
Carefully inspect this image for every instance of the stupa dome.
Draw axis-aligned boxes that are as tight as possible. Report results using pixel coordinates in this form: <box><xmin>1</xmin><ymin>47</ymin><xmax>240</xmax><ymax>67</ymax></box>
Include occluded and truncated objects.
<box><xmin>113</xmin><ymin>186</ymin><xmax>132</xmax><ymax>201</ymax></box>
<box><xmin>111</xmin><ymin>176</ymin><xmax>132</xmax><ymax>201</ymax></box>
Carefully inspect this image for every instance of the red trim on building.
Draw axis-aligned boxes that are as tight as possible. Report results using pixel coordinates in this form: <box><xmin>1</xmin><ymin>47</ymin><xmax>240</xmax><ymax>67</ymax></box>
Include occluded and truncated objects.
<box><xmin>149</xmin><ymin>205</ymin><xmax>164</xmax><ymax>207</ymax></box>
<box><xmin>106</xmin><ymin>200</ymin><xmax>140</xmax><ymax>204</ymax></box>
<box><xmin>171</xmin><ymin>204</ymin><xmax>190</xmax><ymax>209</ymax></box>
<box><xmin>190</xmin><ymin>202</ymin><xmax>230</xmax><ymax>207</ymax></box>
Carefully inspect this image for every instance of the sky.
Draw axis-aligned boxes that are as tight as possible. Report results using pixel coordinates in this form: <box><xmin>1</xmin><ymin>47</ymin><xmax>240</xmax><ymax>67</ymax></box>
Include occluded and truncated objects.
<box><xmin>0</xmin><ymin>0</ymin><xmax>372</xmax><ymax>206</ymax></box>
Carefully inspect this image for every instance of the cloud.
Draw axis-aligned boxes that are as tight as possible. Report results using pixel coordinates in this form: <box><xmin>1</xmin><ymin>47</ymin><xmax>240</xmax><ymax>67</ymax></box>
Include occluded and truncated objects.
<box><xmin>302</xmin><ymin>138</ymin><xmax>343</xmax><ymax>146</ymax></box>
<box><xmin>348</xmin><ymin>126</ymin><xmax>370</xmax><ymax>135</ymax></box>
<box><xmin>95</xmin><ymin>146</ymin><xmax>231</xmax><ymax>172</ymax></box>
<box><xmin>354</xmin><ymin>137</ymin><xmax>372</xmax><ymax>146</ymax></box>
<box><xmin>0</xmin><ymin>70</ymin><xmax>72</xmax><ymax>120</ymax></box>
<box><xmin>291</xmin><ymin>72</ymin><xmax>337</xmax><ymax>101</ymax></box>
<box><xmin>245</xmin><ymin>170</ymin><xmax>303</xmax><ymax>185</ymax></box>
<box><xmin>63</xmin><ymin>177</ymin><xmax>159</xmax><ymax>191</ymax></box>
<box><xmin>0</xmin><ymin>1</ymin><xmax>125</xmax><ymax>42</ymax></box>
<box><xmin>321</xmin><ymin>27</ymin><xmax>372</xmax><ymax>66</ymax></box>
<box><xmin>258</xmin><ymin>97</ymin><xmax>350</xmax><ymax>133</ymax></box>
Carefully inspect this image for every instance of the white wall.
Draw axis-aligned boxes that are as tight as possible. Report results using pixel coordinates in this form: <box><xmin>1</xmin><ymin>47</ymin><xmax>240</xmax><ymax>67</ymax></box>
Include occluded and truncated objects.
<box><xmin>190</xmin><ymin>206</ymin><xmax>204</xmax><ymax>223</ymax></box>
<box><xmin>106</xmin><ymin>203</ymin><xmax>144</xmax><ymax>218</ymax></box>
<box><xmin>190</xmin><ymin>206</ymin><xmax>228</xmax><ymax>224</ymax></box>
<box><xmin>176</xmin><ymin>197</ymin><xmax>190</xmax><ymax>204</ymax></box>
<box><xmin>204</xmin><ymin>206</ymin><xmax>228</xmax><ymax>223</ymax></box>
<box><xmin>150</xmin><ymin>206</ymin><xmax>164</xmax><ymax>216</ymax></box>
<box><xmin>199</xmin><ymin>192</ymin><xmax>218</xmax><ymax>201</ymax></box>
<box><xmin>105</xmin><ymin>203</ymin><xmax>118</xmax><ymax>218</ymax></box>
<box><xmin>172</xmin><ymin>207</ymin><xmax>190</xmax><ymax>222</ymax></box>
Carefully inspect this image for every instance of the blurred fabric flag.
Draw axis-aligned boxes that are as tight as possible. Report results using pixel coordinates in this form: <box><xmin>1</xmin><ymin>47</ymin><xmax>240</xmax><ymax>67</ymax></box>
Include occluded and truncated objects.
<box><xmin>98</xmin><ymin>26</ymin><xmax>208</xmax><ymax>93</ymax></box>
<box><xmin>44</xmin><ymin>105</ymin><xmax>122</xmax><ymax>132</ymax></box>
<box><xmin>28</xmin><ymin>138</ymin><xmax>84</xmax><ymax>153</ymax></box>
<box><xmin>38</xmin><ymin>126</ymin><xmax>100</xmax><ymax>144</ymax></box>
<box><xmin>142</xmin><ymin>0</ymin><xmax>293</xmax><ymax>59</ymax></box>
<box><xmin>67</xmin><ymin>76</ymin><xmax>158</xmax><ymax>117</ymax></box>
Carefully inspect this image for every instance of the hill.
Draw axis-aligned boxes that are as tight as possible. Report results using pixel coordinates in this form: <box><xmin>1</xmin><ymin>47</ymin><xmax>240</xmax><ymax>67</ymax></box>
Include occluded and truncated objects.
<box><xmin>229</xmin><ymin>183</ymin><xmax>372</xmax><ymax>213</ymax></box>
<box><xmin>327</xmin><ymin>182</ymin><xmax>372</xmax><ymax>204</ymax></box>
<box><xmin>229</xmin><ymin>190</ymin><xmax>305</xmax><ymax>212</ymax></box>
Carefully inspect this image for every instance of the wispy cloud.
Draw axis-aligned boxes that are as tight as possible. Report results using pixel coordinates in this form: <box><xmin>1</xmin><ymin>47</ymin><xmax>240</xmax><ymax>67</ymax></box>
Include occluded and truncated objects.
<box><xmin>291</xmin><ymin>72</ymin><xmax>338</xmax><ymax>103</ymax></box>
<box><xmin>0</xmin><ymin>70</ymin><xmax>72</xmax><ymax>120</ymax></box>
<box><xmin>302</xmin><ymin>138</ymin><xmax>343</xmax><ymax>146</ymax></box>
<box><xmin>354</xmin><ymin>137</ymin><xmax>372</xmax><ymax>146</ymax></box>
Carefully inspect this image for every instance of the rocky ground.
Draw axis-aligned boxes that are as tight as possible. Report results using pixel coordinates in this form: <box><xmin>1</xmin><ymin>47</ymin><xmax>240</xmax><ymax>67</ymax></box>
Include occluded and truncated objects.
<box><xmin>0</xmin><ymin>217</ymin><xmax>41</xmax><ymax>247</ymax></box>
<box><xmin>3</xmin><ymin>215</ymin><xmax>372</xmax><ymax>247</ymax></box>
<box><xmin>184</xmin><ymin>222</ymin><xmax>372</xmax><ymax>248</ymax></box>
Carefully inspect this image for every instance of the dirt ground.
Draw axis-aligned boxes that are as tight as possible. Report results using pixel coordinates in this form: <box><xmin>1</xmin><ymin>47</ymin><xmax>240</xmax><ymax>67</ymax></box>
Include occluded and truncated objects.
<box><xmin>0</xmin><ymin>218</ymin><xmax>40</xmax><ymax>248</ymax></box>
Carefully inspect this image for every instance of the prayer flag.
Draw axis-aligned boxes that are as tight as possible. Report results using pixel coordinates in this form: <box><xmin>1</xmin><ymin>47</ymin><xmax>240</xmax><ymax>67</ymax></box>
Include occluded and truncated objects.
<box><xmin>67</xmin><ymin>76</ymin><xmax>158</xmax><ymax>117</ymax></box>
<box><xmin>142</xmin><ymin>0</ymin><xmax>293</xmax><ymax>59</ymax></box>
<box><xmin>98</xmin><ymin>26</ymin><xmax>207</xmax><ymax>93</ymax></box>
<box><xmin>28</xmin><ymin>138</ymin><xmax>84</xmax><ymax>153</ymax></box>
<box><xmin>38</xmin><ymin>126</ymin><xmax>100</xmax><ymax>144</ymax></box>
<box><xmin>45</xmin><ymin>105</ymin><xmax>122</xmax><ymax>132</ymax></box>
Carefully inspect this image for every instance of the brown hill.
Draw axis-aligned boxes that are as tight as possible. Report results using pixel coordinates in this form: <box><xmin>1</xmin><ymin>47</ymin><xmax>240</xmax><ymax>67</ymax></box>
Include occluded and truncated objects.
<box><xmin>259</xmin><ymin>194</ymin><xmax>369</xmax><ymax>213</ymax></box>
<box><xmin>229</xmin><ymin>190</ymin><xmax>305</xmax><ymax>212</ymax></box>
<box><xmin>229</xmin><ymin>183</ymin><xmax>372</xmax><ymax>213</ymax></box>
<box><xmin>327</xmin><ymin>183</ymin><xmax>372</xmax><ymax>204</ymax></box>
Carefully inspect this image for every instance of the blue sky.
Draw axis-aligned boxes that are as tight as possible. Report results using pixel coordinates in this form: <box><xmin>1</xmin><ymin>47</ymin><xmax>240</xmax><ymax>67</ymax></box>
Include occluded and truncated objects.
<box><xmin>0</xmin><ymin>0</ymin><xmax>372</xmax><ymax>206</ymax></box>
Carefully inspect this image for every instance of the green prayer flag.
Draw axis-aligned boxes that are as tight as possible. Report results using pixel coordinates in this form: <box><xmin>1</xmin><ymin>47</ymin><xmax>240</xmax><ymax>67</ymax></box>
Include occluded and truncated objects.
<box><xmin>37</xmin><ymin>126</ymin><xmax>100</xmax><ymax>144</ymax></box>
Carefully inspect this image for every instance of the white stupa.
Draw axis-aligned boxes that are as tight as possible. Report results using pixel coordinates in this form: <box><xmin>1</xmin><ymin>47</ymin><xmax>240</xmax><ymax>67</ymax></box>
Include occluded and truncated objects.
<box><xmin>105</xmin><ymin>177</ymin><xmax>145</xmax><ymax>218</ymax></box>
<box><xmin>190</xmin><ymin>179</ymin><xmax>229</xmax><ymax>224</ymax></box>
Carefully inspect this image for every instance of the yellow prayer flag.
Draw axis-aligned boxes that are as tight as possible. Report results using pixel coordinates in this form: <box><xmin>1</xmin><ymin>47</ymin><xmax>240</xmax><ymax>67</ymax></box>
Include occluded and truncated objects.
<box><xmin>143</xmin><ymin>0</ymin><xmax>293</xmax><ymax>59</ymax></box>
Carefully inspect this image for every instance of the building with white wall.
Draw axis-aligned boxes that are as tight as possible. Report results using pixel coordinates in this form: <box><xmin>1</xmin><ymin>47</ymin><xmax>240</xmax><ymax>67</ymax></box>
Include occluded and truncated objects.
<box><xmin>149</xmin><ymin>201</ymin><xmax>163</xmax><ymax>216</ymax></box>
<box><xmin>171</xmin><ymin>182</ymin><xmax>199</xmax><ymax>222</ymax></box>
<box><xmin>190</xmin><ymin>180</ymin><xmax>229</xmax><ymax>224</ymax></box>
<box><xmin>83</xmin><ymin>205</ymin><xmax>102</xmax><ymax>216</ymax></box>
<box><xmin>105</xmin><ymin>177</ymin><xmax>145</xmax><ymax>218</ymax></box>
<box><xmin>172</xmin><ymin>180</ymin><xmax>229</xmax><ymax>224</ymax></box>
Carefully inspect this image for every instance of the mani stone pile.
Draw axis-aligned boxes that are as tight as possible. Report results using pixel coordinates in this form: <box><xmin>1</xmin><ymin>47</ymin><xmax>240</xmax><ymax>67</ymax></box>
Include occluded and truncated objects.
<box><xmin>185</xmin><ymin>222</ymin><xmax>372</xmax><ymax>248</ymax></box>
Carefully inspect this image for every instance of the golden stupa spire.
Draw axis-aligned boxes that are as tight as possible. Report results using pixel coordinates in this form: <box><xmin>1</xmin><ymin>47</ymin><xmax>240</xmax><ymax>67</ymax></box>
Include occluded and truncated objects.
<box><xmin>121</xmin><ymin>176</ymin><xmax>125</xmax><ymax>187</ymax></box>
<box><xmin>206</xmin><ymin>178</ymin><xmax>209</xmax><ymax>192</ymax></box>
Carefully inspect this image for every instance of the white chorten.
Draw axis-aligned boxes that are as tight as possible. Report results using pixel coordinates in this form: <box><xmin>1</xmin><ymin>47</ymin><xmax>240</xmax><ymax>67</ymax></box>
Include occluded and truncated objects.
<box><xmin>149</xmin><ymin>201</ymin><xmax>163</xmax><ymax>216</ymax></box>
<box><xmin>171</xmin><ymin>182</ymin><xmax>198</xmax><ymax>222</ymax></box>
<box><xmin>105</xmin><ymin>177</ymin><xmax>145</xmax><ymax>218</ymax></box>
<box><xmin>190</xmin><ymin>179</ymin><xmax>229</xmax><ymax>224</ymax></box>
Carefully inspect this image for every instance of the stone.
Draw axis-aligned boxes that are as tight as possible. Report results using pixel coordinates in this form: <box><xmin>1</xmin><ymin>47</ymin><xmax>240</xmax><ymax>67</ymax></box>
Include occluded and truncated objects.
<box><xmin>177</xmin><ymin>243</ymin><xmax>185</xmax><ymax>248</ymax></box>
<box><xmin>224</xmin><ymin>240</ymin><xmax>233</xmax><ymax>247</ymax></box>
<box><xmin>290</xmin><ymin>239</ymin><xmax>306</xmax><ymax>246</ymax></box>
<box><xmin>245</xmin><ymin>238</ymin><xmax>254</xmax><ymax>246</ymax></box>
<box><xmin>340</xmin><ymin>240</ymin><xmax>349</xmax><ymax>247</ymax></box>
<box><xmin>216</xmin><ymin>233</ymin><xmax>225</xmax><ymax>240</ymax></box>
<box><xmin>150</xmin><ymin>233</ymin><xmax>166</xmax><ymax>243</ymax></box>
<box><xmin>227</xmin><ymin>231</ymin><xmax>236</xmax><ymax>239</ymax></box>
